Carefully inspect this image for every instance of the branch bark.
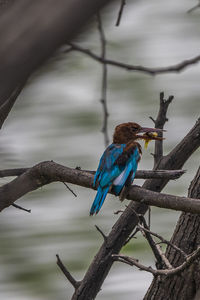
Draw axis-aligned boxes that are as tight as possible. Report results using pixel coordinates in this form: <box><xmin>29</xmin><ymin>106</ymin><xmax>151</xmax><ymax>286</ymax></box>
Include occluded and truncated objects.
<box><xmin>0</xmin><ymin>162</ymin><xmax>197</xmax><ymax>214</ymax></box>
<box><xmin>0</xmin><ymin>167</ymin><xmax>185</xmax><ymax>179</ymax></box>
<box><xmin>144</xmin><ymin>166</ymin><xmax>200</xmax><ymax>300</ymax></box>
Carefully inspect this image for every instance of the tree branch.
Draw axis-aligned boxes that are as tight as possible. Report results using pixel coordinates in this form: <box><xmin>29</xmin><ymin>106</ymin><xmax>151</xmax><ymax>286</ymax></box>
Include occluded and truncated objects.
<box><xmin>137</xmin><ymin>224</ymin><xmax>187</xmax><ymax>259</ymax></box>
<box><xmin>0</xmin><ymin>167</ymin><xmax>185</xmax><ymax>179</ymax></box>
<box><xmin>152</xmin><ymin>92</ymin><xmax>174</xmax><ymax>167</ymax></box>
<box><xmin>113</xmin><ymin>246</ymin><xmax>200</xmax><ymax>277</ymax></box>
<box><xmin>67</xmin><ymin>42</ymin><xmax>200</xmax><ymax>75</ymax></box>
<box><xmin>138</xmin><ymin>216</ymin><xmax>169</xmax><ymax>269</ymax></box>
<box><xmin>0</xmin><ymin>161</ymin><xmax>197</xmax><ymax>214</ymax></box>
<box><xmin>115</xmin><ymin>0</ymin><xmax>126</xmax><ymax>26</ymax></box>
<box><xmin>0</xmin><ymin>83</ymin><xmax>24</xmax><ymax>128</ymax></box>
<box><xmin>56</xmin><ymin>254</ymin><xmax>80</xmax><ymax>289</ymax></box>
<box><xmin>97</xmin><ymin>13</ymin><xmax>109</xmax><ymax>147</ymax></box>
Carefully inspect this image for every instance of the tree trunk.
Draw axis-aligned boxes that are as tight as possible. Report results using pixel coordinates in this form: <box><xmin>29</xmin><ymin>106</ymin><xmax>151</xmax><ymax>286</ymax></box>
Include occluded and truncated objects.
<box><xmin>144</xmin><ymin>166</ymin><xmax>200</xmax><ymax>300</ymax></box>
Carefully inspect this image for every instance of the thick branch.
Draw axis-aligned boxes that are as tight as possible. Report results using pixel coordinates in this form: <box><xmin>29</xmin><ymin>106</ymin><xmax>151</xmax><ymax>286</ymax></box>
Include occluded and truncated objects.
<box><xmin>0</xmin><ymin>83</ymin><xmax>24</xmax><ymax>128</ymax></box>
<box><xmin>0</xmin><ymin>167</ymin><xmax>185</xmax><ymax>179</ymax></box>
<box><xmin>144</xmin><ymin>167</ymin><xmax>200</xmax><ymax>299</ymax></box>
<box><xmin>0</xmin><ymin>0</ymin><xmax>115</xmax><ymax>107</ymax></box>
<box><xmin>0</xmin><ymin>162</ymin><xmax>196</xmax><ymax>214</ymax></box>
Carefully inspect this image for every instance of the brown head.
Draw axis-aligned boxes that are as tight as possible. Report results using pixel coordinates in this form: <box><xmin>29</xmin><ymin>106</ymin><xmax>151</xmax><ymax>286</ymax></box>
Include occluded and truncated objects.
<box><xmin>113</xmin><ymin>122</ymin><xmax>164</xmax><ymax>144</ymax></box>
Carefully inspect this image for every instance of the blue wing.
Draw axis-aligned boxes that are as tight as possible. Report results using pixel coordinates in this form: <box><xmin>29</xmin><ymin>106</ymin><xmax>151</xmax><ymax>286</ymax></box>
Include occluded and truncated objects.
<box><xmin>93</xmin><ymin>144</ymin><xmax>125</xmax><ymax>188</ymax></box>
<box><xmin>90</xmin><ymin>144</ymin><xmax>140</xmax><ymax>215</ymax></box>
<box><xmin>112</xmin><ymin>147</ymin><xmax>140</xmax><ymax>195</ymax></box>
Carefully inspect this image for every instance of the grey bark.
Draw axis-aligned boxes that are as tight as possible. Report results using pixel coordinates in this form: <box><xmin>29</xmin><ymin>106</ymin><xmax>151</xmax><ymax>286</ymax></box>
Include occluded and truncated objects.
<box><xmin>144</xmin><ymin>167</ymin><xmax>200</xmax><ymax>300</ymax></box>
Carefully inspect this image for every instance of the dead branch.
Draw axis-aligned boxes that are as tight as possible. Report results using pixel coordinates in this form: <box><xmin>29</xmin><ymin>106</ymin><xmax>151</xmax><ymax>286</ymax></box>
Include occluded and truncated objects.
<box><xmin>138</xmin><ymin>217</ymin><xmax>167</xmax><ymax>269</ymax></box>
<box><xmin>56</xmin><ymin>254</ymin><xmax>80</xmax><ymax>289</ymax></box>
<box><xmin>0</xmin><ymin>167</ymin><xmax>185</xmax><ymax>179</ymax></box>
<box><xmin>95</xmin><ymin>225</ymin><xmax>107</xmax><ymax>242</ymax></box>
<box><xmin>63</xmin><ymin>182</ymin><xmax>77</xmax><ymax>197</ymax></box>
<box><xmin>115</xmin><ymin>0</ymin><xmax>126</xmax><ymax>26</ymax></box>
<box><xmin>67</xmin><ymin>42</ymin><xmax>200</xmax><ymax>75</ymax></box>
<box><xmin>138</xmin><ymin>216</ymin><xmax>173</xmax><ymax>269</ymax></box>
<box><xmin>0</xmin><ymin>161</ymin><xmax>199</xmax><ymax>214</ymax></box>
<box><xmin>137</xmin><ymin>224</ymin><xmax>187</xmax><ymax>259</ymax></box>
<box><xmin>144</xmin><ymin>167</ymin><xmax>200</xmax><ymax>299</ymax></box>
<box><xmin>12</xmin><ymin>203</ymin><xmax>31</xmax><ymax>213</ymax></box>
<box><xmin>152</xmin><ymin>92</ymin><xmax>174</xmax><ymax>167</ymax></box>
<box><xmin>97</xmin><ymin>13</ymin><xmax>109</xmax><ymax>147</ymax></box>
<box><xmin>113</xmin><ymin>246</ymin><xmax>200</xmax><ymax>276</ymax></box>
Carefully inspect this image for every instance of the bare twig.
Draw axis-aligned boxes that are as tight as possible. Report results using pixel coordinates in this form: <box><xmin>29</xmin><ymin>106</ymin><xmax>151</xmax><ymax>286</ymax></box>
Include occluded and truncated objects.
<box><xmin>115</xmin><ymin>0</ymin><xmax>126</xmax><ymax>26</ymax></box>
<box><xmin>155</xmin><ymin>244</ymin><xmax>173</xmax><ymax>269</ymax></box>
<box><xmin>56</xmin><ymin>254</ymin><xmax>80</xmax><ymax>289</ymax></box>
<box><xmin>63</xmin><ymin>182</ymin><xmax>77</xmax><ymax>197</ymax></box>
<box><xmin>187</xmin><ymin>1</ymin><xmax>200</xmax><ymax>13</ymax></box>
<box><xmin>67</xmin><ymin>42</ymin><xmax>200</xmax><ymax>75</ymax></box>
<box><xmin>137</xmin><ymin>224</ymin><xmax>187</xmax><ymax>259</ymax></box>
<box><xmin>153</xmin><ymin>92</ymin><xmax>174</xmax><ymax>167</ymax></box>
<box><xmin>12</xmin><ymin>203</ymin><xmax>31</xmax><ymax>213</ymax></box>
<box><xmin>97</xmin><ymin>13</ymin><xmax>109</xmax><ymax>147</ymax></box>
<box><xmin>113</xmin><ymin>246</ymin><xmax>200</xmax><ymax>277</ymax></box>
<box><xmin>138</xmin><ymin>216</ymin><xmax>171</xmax><ymax>269</ymax></box>
<box><xmin>95</xmin><ymin>225</ymin><xmax>107</xmax><ymax>241</ymax></box>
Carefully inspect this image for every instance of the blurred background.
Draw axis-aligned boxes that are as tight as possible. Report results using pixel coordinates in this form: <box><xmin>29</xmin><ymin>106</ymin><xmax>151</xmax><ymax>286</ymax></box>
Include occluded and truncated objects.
<box><xmin>0</xmin><ymin>0</ymin><xmax>200</xmax><ymax>299</ymax></box>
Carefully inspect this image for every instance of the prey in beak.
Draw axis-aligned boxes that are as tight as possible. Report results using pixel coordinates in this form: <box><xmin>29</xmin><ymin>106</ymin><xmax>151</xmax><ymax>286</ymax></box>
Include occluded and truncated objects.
<box><xmin>136</xmin><ymin>127</ymin><xmax>165</xmax><ymax>149</ymax></box>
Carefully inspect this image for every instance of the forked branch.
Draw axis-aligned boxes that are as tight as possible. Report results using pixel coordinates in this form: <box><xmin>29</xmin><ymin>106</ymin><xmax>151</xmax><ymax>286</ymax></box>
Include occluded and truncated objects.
<box><xmin>113</xmin><ymin>246</ymin><xmax>200</xmax><ymax>277</ymax></box>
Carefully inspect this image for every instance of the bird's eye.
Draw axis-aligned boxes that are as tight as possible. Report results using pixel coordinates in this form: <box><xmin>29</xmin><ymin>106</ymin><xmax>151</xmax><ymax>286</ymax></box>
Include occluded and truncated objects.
<box><xmin>132</xmin><ymin>127</ymin><xmax>138</xmax><ymax>131</ymax></box>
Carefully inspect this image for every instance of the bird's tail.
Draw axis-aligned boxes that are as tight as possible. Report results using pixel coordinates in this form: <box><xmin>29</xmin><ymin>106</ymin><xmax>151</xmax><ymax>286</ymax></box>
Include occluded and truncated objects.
<box><xmin>90</xmin><ymin>186</ymin><xmax>109</xmax><ymax>215</ymax></box>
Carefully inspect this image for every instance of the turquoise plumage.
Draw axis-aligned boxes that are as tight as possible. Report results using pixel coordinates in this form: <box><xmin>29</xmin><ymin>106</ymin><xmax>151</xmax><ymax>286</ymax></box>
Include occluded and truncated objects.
<box><xmin>90</xmin><ymin>122</ymin><xmax>164</xmax><ymax>215</ymax></box>
<box><xmin>90</xmin><ymin>143</ymin><xmax>141</xmax><ymax>215</ymax></box>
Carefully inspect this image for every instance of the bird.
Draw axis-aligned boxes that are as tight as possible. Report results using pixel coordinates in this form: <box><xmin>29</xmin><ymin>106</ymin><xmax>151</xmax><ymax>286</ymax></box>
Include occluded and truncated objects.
<box><xmin>90</xmin><ymin>122</ymin><xmax>164</xmax><ymax>215</ymax></box>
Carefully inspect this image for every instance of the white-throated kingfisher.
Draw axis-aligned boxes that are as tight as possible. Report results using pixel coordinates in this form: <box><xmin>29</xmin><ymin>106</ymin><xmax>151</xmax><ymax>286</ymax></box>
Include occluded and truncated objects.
<box><xmin>90</xmin><ymin>122</ymin><xmax>164</xmax><ymax>215</ymax></box>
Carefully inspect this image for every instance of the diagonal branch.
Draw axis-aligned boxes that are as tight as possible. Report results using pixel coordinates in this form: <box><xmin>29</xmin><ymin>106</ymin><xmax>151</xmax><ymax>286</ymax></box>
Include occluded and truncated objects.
<box><xmin>56</xmin><ymin>254</ymin><xmax>80</xmax><ymax>289</ymax></box>
<box><xmin>115</xmin><ymin>0</ymin><xmax>126</xmax><ymax>26</ymax></box>
<box><xmin>0</xmin><ymin>83</ymin><xmax>25</xmax><ymax>128</ymax></box>
<box><xmin>137</xmin><ymin>224</ymin><xmax>187</xmax><ymax>259</ymax></box>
